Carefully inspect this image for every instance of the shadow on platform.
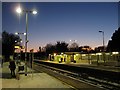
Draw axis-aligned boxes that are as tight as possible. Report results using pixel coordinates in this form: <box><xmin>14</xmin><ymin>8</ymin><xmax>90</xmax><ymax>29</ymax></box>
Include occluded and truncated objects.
<box><xmin>2</xmin><ymin>73</ymin><xmax>12</xmax><ymax>79</ymax></box>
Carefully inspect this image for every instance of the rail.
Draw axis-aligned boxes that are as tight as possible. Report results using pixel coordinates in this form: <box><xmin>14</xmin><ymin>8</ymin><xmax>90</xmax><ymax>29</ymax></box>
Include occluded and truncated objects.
<box><xmin>34</xmin><ymin>60</ymin><xmax>120</xmax><ymax>90</ymax></box>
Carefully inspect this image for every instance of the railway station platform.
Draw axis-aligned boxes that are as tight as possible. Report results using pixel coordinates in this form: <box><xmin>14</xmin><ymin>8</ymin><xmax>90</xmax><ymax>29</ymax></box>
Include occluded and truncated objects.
<box><xmin>70</xmin><ymin>63</ymin><xmax>120</xmax><ymax>72</ymax></box>
<box><xmin>0</xmin><ymin>61</ymin><xmax>74</xmax><ymax>89</ymax></box>
<box><xmin>45</xmin><ymin>60</ymin><xmax>120</xmax><ymax>72</ymax></box>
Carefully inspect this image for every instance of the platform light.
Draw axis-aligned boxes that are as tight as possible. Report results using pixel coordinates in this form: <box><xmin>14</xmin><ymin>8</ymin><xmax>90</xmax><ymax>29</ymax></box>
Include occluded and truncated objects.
<box><xmin>16</xmin><ymin>7</ymin><xmax>22</xmax><ymax>14</ymax></box>
<box><xmin>54</xmin><ymin>53</ymin><xmax>56</xmax><ymax>56</ymax></box>
<box><xmin>96</xmin><ymin>53</ymin><xmax>102</xmax><ymax>55</ymax></box>
<box><xmin>82</xmin><ymin>54</ymin><xmax>86</xmax><ymax>56</ymax></box>
<box><xmin>61</xmin><ymin>52</ymin><xmax>63</xmax><ymax>54</ymax></box>
<box><xmin>15</xmin><ymin>32</ymin><xmax>18</xmax><ymax>35</ymax></box>
<box><xmin>24</xmin><ymin>33</ymin><xmax>26</xmax><ymax>35</ymax></box>
<box><xmin>64</xmin><ymin>54</ymin><xmax>66</xmax><ymax>56</ymax></box>
<box><xmin>75</xmin><ymin>54</ymin><xmax>79</xmax><ymax>56</ymax></box>
<box><xmin>32</xmin><ymin>10</ymin><xmax>37</xmax><ymax>15</ymax></box>
<box><xmin>20</xmin><ymin>40</ymin><xmax>23</xmax><ymax>43</ymax></box>
<box><xmin>112</xmin><ymin>52</ymin><xmax>119</xmax><ymax>55</ymax></box>
<box><xmin>14</xmin><ymin>45</ymin><xmax>20</xmax><ymax>49</ymax></box>
<box><xmin>105</xmin><ymin>53</ymin><xmax>110</xmax><ymax>55</ymax></box>
<box><xmin>91</xmin><ymin>54</ymin><xmax>96</xmax><ymax>55</ymax></box>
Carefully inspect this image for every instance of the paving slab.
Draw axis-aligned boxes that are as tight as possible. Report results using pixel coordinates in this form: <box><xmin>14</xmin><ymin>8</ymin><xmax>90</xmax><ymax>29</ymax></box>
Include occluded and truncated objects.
<box><xmin>1</xmin><ymin>62</ymin><xmax>74</xmax><ymax>89</ymax></box>
<box><xmin>2</xmin><ymin>73</ymin><xmax>73</xmax><ymax>88</ymax></box>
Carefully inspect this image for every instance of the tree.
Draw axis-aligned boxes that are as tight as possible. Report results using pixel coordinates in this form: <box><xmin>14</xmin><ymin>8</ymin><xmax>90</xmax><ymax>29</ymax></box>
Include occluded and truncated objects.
<box><xmin>45</xmin><ymin>41</ymin><xmax>68</xmax><ymax>54</ymax></box>
<box><xmin>55</xmin><ymin>41</ymin><xmax>68</xmax><ymax>53</ymax></box>
<box><xmin>69</xmin><ymin>42</ymin><xmax>79</xmax><ymax>52</ymax></box>
<box><xmin>45</xmin><ymin>43</ymin><xmax>56</xmax><ymax>54</ymax></box>
<box><xmin>95</xmin><ymin>46</ymin><xmax>104</xmax><ymax>52</ymax></box>
<box><xmin>107</xmin><ymin>27</ymin><xmax>120</xmax><ymax>52</ymax></box>
<box><xmin>2</xmin><ymin>31</ymin><xmax>20</xmax><ymax>61</ymax></box>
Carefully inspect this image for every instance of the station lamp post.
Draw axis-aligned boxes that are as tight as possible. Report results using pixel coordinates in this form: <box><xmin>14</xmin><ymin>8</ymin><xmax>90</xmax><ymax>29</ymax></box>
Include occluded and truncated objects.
<box><xmin>16</xmin><ymin>7</ymin><xmax>37</xmax><ymax>76</ymax></box>
<box><xmin>99</xmin><ymin>31</ymin><xmax>105</xmax><ymax>51</ymax></box>
<box><xmin>99</xmin><ymin>30</ymin><xmax>105</xmax><ymax>64</ymax></box>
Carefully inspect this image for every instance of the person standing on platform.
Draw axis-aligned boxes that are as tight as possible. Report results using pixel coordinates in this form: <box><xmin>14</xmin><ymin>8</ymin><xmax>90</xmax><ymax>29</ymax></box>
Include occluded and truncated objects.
<box><xmin>9</xmin><ymin>60</ymin><xmax>16</xmax><ymax>78</ymax></box>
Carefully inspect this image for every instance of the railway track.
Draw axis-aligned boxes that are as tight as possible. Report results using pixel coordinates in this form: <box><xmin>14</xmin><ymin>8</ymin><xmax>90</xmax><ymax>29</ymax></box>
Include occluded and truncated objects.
<box><xmin>33</xmin><ymin>60</ymin><xmax>120</xmax><ymax>90</ymax></box>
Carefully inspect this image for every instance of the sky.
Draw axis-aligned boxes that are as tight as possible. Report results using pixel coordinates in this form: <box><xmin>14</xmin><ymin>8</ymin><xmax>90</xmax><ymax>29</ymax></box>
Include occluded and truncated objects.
<box><xmin>2</xmin><ymin>2</ymin><xmax>119</xmax><ymax>52</ymax></box>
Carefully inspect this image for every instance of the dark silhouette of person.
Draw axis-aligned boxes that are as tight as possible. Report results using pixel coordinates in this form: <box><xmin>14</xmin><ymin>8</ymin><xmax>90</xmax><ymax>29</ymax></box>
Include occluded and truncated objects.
<box><xmin>9</xmin><ymin>60</ymin><xmax>16</xmax><ymax>77</ymax></box>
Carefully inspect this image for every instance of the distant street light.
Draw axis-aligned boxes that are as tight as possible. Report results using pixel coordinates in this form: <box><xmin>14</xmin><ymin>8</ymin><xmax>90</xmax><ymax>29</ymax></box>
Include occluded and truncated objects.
<box><xmin>69</xmin><ymin>39</ymin><xmax>77</xmax><ymax>46</ymax></box>
<box><xmin>16</xmin><ymin>7</ymin><xmax>37</xmax><ymax>76</ymax></box>
<box><xmin>70</xmin><ymin>39</ymin><xmax>77</xmax><ymax>42</ymax></box>
<box><xmin>99</xmin><ymin>30</ymin><xmax>105</xmax><ymax>64</ymax></box>
<box><xmin>99</xmin><ymin>31</ymin><xmax>105</xmax><ymax>51</ymax></box>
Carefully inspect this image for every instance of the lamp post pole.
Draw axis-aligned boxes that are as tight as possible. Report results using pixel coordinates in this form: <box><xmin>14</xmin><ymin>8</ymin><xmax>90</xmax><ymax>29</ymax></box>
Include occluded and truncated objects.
<box><xmin>102</xmin><ymin>31</ymin><xmax>105</xmax><ymax>51</ymax></box>
<box><xmin>24</xmin><ymin>10</ymin><xmax>37</xmax><ymax>76</ymax></box>
<box><xmin>25</xmin><ymin>12</ymin><xmax>28</xmax><ymax>76</ymax></box>
<box><xmin>16</xmin><ymin>7</ymin><xmax>37</xmax><ymax>76</ymax></box>
<box><xmin>99</xmin><ymin>31</ymin><xmax>105</xmax><ymax>64</ymax></box>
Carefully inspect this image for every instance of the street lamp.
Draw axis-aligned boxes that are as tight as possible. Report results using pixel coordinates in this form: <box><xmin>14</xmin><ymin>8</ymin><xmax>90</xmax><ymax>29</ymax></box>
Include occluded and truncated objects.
<box><xmin>99</xmin><ymin>31</ymin><xmax>105</xmax><ymax>50</ymax></box>
<box><xmin>16</xmin><ymin>7</ymin><xmax>37</xmax><ymax>76</ymax></box>
<box><xmin>99</xmin><ymin>30</ymin><xmax>105</xmax><ymax>64</ymax></box>
<box><xmin>69</xmin><ymin>39</ymin><xmax>77</xmax><ymax>42</ymax></box>
<box><xmin>15</xmin><ymin>32</ymin><xmax>26</xmax><ymax>36</ymax></box>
